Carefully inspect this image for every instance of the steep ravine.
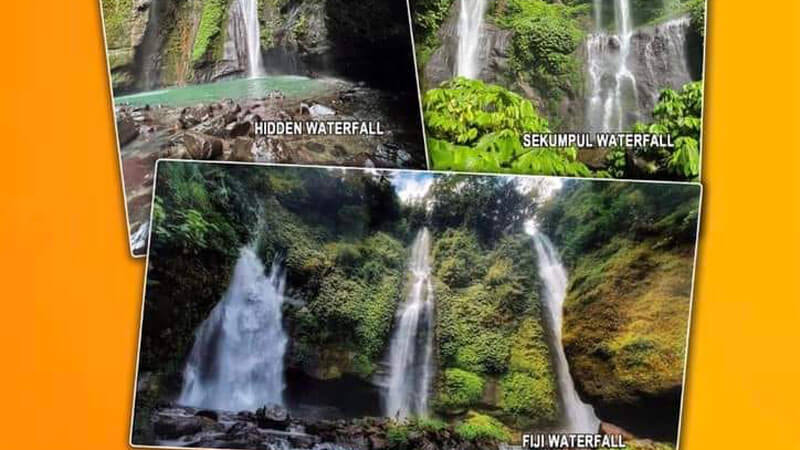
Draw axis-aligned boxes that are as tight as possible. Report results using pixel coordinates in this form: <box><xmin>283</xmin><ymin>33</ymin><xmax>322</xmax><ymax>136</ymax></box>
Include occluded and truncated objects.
<box><xmin>104</xmin><ymin>0</ymin><xmax>417</xmax><ymax>93</ymax></box>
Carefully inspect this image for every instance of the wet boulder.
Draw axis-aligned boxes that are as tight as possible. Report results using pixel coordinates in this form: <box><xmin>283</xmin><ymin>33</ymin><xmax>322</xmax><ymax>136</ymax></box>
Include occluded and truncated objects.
<box><xmin>255</xmin><ymin>405</ymin><xmax>290</xmax><ymax>430</ymax></box>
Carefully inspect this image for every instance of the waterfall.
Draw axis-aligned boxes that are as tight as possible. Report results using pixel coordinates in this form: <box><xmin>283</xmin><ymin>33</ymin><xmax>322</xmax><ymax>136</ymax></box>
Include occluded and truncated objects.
<box><xmin>456</xmin><ymin>0</ymin><xmax>489</xmax><ymax>78</ymax></box>
<box><xmin>587</xmin><ymin>0</ymin><xmax>638</xmax><ymax>132</ymax></box>
<box><xmin>178</xmin><ymin>246</ymin><xmax>288</xmax><ymax>411</ymax></box>
<box><xmin>384</xmin><ymin>228</ymin><xmax>436</xmax><ymax>419</ymax></box>
<box><xmin>586</xmin><ymin>0</ymin><xmax>693</xmax><ymax>132</ymax></box>
<box><xmin>531</xmin><ymin>229</ymin><xmax>600</xmax><ymax>433</ymax></box>
<box><xmin>237</xmin><ymin>0</ymin><xmax>264</xmax><ymax>78</ymax></box>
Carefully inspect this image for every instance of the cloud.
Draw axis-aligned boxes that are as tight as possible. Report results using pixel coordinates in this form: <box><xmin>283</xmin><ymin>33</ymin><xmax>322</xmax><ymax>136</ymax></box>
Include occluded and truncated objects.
<box><xmin>392</xmin><ymin>173</ymin><xmax>435</xmax><ymax>204</ymax></box>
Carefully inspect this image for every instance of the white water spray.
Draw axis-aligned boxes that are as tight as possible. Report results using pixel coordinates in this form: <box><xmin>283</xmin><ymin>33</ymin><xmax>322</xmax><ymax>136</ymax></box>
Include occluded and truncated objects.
<box><xmin>529</xmin><ymin>226</ymin><xmax>600</xmax><ymax>433</ymax></box>
<box><xmin>237</xmin><ymin>0</ymin><xmax>264</xmax><ymax>78</ymax></box>
<box><xmin>385</xmin><ymin>228</ymin><xmax>436</xmax><ymax>419</ymax></box>
<box><xmin>178</xmin><ymin>246</ymin><xmax>288</xmax><ymax>411</ymax></box>
<box><xmin>587</xmin><ymin>0</ymin><xmax>638</xmax><ymax>132</ymax></box>
<box><xmin>456</xmin><ymin>0</ymin><xmax>488</xmax><ymax>78</ymax></box>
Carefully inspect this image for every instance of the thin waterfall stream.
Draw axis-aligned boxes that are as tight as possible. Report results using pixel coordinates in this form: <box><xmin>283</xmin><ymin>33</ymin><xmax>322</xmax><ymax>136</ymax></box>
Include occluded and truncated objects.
<box><xmin>530</xmin><ymin>227</ymin><xmax>600</xmax><ymax>433</ymax></box>
<box><xmin>587</xmin><ymin>0</ymin><xmax>638</xmax><ymax>132</ymax></box>
<box><xmin>237</xmin><ymin>0</ymin><xmax>265</xmax><ymax>78</ymax></box>
<box><xmin>456</xmin><ymin>0</ymin><xmax>489</xmax><ymax>78</ymax></box>
<box><xmin>384</xmin><ymin>228</ymin><xmax>436</xmax><ymax>419</ymax></box>
<box><xmin>587</xmin><ymin>0</ymin><xmax>693</xmax><ymax>132</ymax></box>
<box><xmin>178</xmin><ymin>246</ymin><xmax>288</xmax><ymax>411</ymax></box>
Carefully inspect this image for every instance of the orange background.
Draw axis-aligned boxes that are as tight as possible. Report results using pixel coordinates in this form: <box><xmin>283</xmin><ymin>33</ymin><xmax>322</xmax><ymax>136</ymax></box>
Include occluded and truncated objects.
<box><xmin>1</xmin><ymin>1</ymin><xmax>799</xmax><ymax>448</ymax></box>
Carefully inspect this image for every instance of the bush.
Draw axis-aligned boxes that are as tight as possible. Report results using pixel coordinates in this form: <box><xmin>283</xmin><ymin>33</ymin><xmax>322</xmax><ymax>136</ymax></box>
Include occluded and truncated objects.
<box><xmin>455</xmin><ymin>413</ymin><xmax>510</xmax><ymax>442</ymax></box>
<box><xmin>496</xmin><ymin>0</ymin><xmax>584</xmax><ymax>100</ymax></box>
<box><xmin>435</xmin><ymin>369</ymin><xmax>485</xmax><ymax>411</ymax></box>
<box><xmin>424</xmin><ymin>78</ymin><xmax>591</xmax><ymax>176</ymax></box>
<box><xmin>191</xmin><ymin>0</ymin><xmax>230</xmax><ymax>63</ymax></box>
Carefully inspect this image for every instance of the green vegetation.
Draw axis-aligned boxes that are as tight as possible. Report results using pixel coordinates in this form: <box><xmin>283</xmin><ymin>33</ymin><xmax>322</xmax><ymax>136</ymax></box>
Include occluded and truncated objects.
<box><xmin>454</xmin><ymin>412</ymin><xmax>510</xmax><ymax>441</ymax></box>
<box><xmin>192</xmin><ymin>0</ymin><xmax>231</xmax><ymax>63</ymax></box>
<box><xmin>538</xmin><ymin>180</ymin><xmax>699</xmax><ymax>430</ymax></box>
<box><xmin>101</xmin><ymin>0</ymin><xmax>134</xmax><ymax>49</ymax></box>
<box><xmin>606</xmin><ymin>82</ymin><xmax>703</xmax><ymax>179</ymax></box>
<box><xmin>411</xmin><ymin>0</ymin><xmax>453</xmax><ymax>67</ymax></box>
<box><xmin>493</xmin><ymin>0</ymin><xmax>587</xmax><ymax>115</ymax></box>
<box><xmin>424</xmin><ymin>78</ymin><xmax>591</xmax><ymax>176</ymax></box>
<box><xmin>499</xmin><ymin>317</ymin><xmax>558</xmax><ymax>426</ymax></box>
<box><xmin>426</xmin><ymin>175</ymin><xmax>558</xmax><ymax>428</ymax></box>
<box><xmin>140</xmin><ymin>164</ymin><xmax>699</xmax><ymax>444</ymax></box>
<box><xmin>434</xmin><ymin>368</ymin><xmax>485</xmax><ymax>411</ymax></box>
<box><xmin>686</xmin><ymin>0</ymin><xmax>706</xmax><ymax>38</ymax></box>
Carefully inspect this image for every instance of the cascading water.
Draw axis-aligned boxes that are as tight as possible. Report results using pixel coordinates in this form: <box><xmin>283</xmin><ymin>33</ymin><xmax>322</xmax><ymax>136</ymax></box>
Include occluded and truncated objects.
<box><xmin>237</xmin><ymin>0</ymin><xmax>265</xmax><ymax>78</ymax></box>
<box><xmin>530</xmin><ymin>227</ymin><xmax>600</xmax><ymax>433</ymax></box>
<box><xmin>455</xmin><ymin>0</ymin><xmax>489</xmax><ymax>78</ymax></box>
<box><xmin>586</xmin><ymin>0</ymin><xmax>694</xmax><ymax>132</ymax></box>
<box><xmin>384</xmin><ymin>228</ymin><xmax>436</xmax><ymax>419</ymax></box>
<box><xmin>587</xmin><ymin>0</ymin><xmax>638</xmax><ymax>132</ymax></box>
<box><xmin>178</xmin><ymin>246</ymin><xmax>288</xmax><ymax>411</ymax></box>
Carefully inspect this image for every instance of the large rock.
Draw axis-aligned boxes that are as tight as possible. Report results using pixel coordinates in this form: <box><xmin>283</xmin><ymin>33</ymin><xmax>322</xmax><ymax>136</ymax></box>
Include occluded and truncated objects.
<box><xmin>153</xmin><ymin>414</ymin><xmax>221</xmax><ymax>439</ymax></box>
<box><xmin>229</xmin><ymin>137</ymin><xmax>257</xmax><ymax>162</ymax></box>
<box><xmin>183</xmin><ymin>131</ymin><xmax>224</xmax><ymax>160</ymax></box>
<box><xmin>116</xmin><ymin>116</ymin><xmax>139</xmax><ymax>146</ymax></box>
<box><xmin>255</xmin><ymin>405</ymin><xmax>290</xmax><ymax>430</ymax></box>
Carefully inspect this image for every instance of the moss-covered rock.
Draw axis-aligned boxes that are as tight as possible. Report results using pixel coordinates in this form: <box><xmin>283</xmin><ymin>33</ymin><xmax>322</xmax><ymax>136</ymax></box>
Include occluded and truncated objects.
<box><xmin>432</xmin><ymin>230</ymin><xmax>558</xmax><ymax>429</ymax></box>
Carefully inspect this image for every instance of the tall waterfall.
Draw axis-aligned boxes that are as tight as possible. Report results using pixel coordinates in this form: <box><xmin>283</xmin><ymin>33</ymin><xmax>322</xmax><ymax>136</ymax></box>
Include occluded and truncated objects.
<box><xmin>456</xmin><ymin>0</ymin><xmax>489</xmax><ymax>78</ymax></box>
<box><xmin>587</xmin><ymin>0</ymin><xmax>638</xmax><ymax>132</ymax></box>
<box><xmin>531</xmin><ymin>229</ymin><xmax>600</xmax><ymax>433</ymax></box>
<box><xmin>237</xmin><ymin>0</ymin><xmax>264</xmax><ymax>78</ymax></box>
<box><xmin>384</xmin><ymin>228</ymin><xmax>436</xmax><ymax>419</ymax></box>
<box><xmin>178</xmin><ymin>246</ymin><xmax>288</xmax><ymax>411</ymax></box>
<box><xmin>586</xmin><ymin>0</ymin><xmax>693</xmax><ymax>132</ymax></box>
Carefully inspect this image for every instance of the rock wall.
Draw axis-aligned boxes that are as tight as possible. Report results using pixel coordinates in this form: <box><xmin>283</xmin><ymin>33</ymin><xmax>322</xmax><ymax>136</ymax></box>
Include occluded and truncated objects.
<box><xmin>423</xmin><ymin>1</ymin><xmax>513</xmax><ymax>90</ymax></box>
<box><xmin>103</xmin><ymin>0</ymin><xmax>418</xmax><ymax>94</ymax></box>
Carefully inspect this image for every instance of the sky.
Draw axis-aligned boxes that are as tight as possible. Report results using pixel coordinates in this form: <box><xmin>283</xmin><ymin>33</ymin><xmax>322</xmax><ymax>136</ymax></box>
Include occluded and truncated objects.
<box><xmin>390</xmin><ymin>171</ymin><xmax>564</xmax><ymax>204</ymax></box>
<box><xmin>391</xmin><ymin>172</ymin><xmax>434</xmax><ymax>204</ymax></box>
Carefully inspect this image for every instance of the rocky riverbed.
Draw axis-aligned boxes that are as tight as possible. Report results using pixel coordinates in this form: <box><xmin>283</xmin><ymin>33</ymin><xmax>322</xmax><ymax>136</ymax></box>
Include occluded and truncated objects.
<box><xmin>139</xmin><ymin>404</ymin><xmax>664</xmax><ymax>450</ymax></box>
<box><xmin>116</xmin><ymin>79</ymin><xmax>426</xmax><ymax>255</ymax></box>
<box><xmin>145</xmin><ymin>405</ymin><xmax>501</xmax><ymax>450</ymax></box>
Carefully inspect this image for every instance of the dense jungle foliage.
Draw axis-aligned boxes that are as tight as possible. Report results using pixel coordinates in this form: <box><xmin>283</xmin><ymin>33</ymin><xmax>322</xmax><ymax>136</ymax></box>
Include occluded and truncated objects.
<box><xmin>139</xmin><ymin>163</ymin><xmax>566</xmax><ymax>440</ymax></box>
<box><xmin>415</xmin><ymin>0</ymin><xmax>706</xmax><ymax>180</ymax></box>
<box><xmin>605</xmin><ymin>82</ymin><xmax>704</xmax><ymax>180</ymax></box>
<box><xmin>424</xmin><ymin>78</ymin><xmax>592</xmax><ymax>177</ymax></box>
<box><xmin>138</xmin><ymin>163</ymin><xmax>700</xmax><ymax>445</ymax></box>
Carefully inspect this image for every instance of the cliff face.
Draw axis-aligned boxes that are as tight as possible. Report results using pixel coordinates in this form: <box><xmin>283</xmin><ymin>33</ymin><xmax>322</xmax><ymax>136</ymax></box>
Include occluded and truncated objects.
<box><xmin>538</xmin><ymin>181</ymin><xmax>700</xmax><ymax>443</ymax></box>
<box><xmin>562</xmin><ymin>240</ymin><xmax>692</xmax><ymax>442</ymax></box>
<box><xmin>102</xmin><ymin>0</ymin><xmax>416</xmax><ymax>94</ymax></box>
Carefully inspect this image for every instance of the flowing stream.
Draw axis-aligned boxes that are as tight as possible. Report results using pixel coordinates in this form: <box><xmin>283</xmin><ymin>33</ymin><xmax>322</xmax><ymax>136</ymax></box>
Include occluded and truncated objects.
<box><xmin>178</xmin><ymin>246</ymin><xmax>288</xmax><ymax>411</ymax></box>
<box><xmin>456</xmin><ymin>0</ymin><xmax>489</xmax><ymax>78</ymax></box>
<box><xmin>531</xmin><ymin>229</ymin><xmax>600</xmax><ymax>433</ymax></box>
<box><xmin>237</xmin><ymin>0</ymin><xmax>265</xmax><ymax>78</ymax></box>
<box><xmin>384</xmin><ymin>228</ymin><xmax>436</xmax><ymax>419</ymax></box>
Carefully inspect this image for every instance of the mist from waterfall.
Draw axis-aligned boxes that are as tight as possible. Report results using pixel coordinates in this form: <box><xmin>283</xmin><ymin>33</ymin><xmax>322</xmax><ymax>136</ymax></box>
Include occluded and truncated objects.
<box><xmin>529</xmin><ymin>226</ymin><xmax>600</xmax><ymax>433</ymax></box>
<box><xmin>237</xmin><ymin>0</ymin><xmax>265</xmax><ymax>78</ymax></box>
<box><xmin>178</xmin><ymin>246</ymin><xmax>288</xmax><ymax>411</ymax></box>
<box><xmin>384</xmin><ymin>228</ymin><xmax>436</xmax><ymax>419</ymax></box>
<box><xmin>456</xmin><ymin>0</ymin><xmax>489</xmax><ymax>79</ymax></box>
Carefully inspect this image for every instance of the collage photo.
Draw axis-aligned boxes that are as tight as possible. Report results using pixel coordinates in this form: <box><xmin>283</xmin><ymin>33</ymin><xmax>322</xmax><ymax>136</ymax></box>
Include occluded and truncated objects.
<box><xmin>99</xmin><ymin>0</ymin><xmax>707</xmax><ymax>449</ymax></box>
